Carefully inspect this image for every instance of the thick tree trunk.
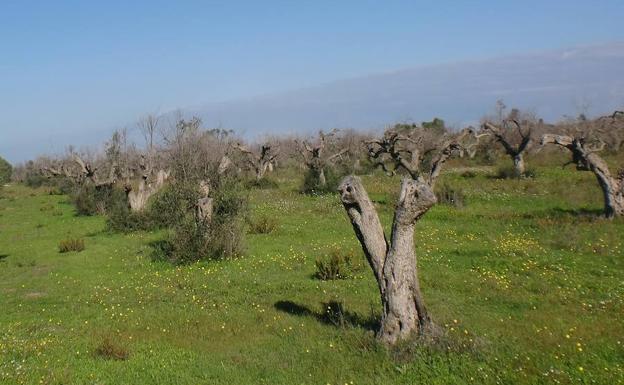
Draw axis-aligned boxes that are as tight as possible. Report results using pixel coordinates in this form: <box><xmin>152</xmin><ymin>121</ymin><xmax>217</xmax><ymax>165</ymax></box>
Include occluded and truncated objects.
<box><xmin>256</xmin><ymin>162</ymin><xmax>269</xmax><ymax>181</ymax></box>
<box><xmin>318</xmin><ymin>168</ymin><xmax>327</xmax><ymax>187</ymax></box>
<box><xmin>196</xmin><ymin>180</ymin><xmax>214</xmax><ymax>223</ymax></box>
<box><xmin>217</xmin><ymin>156</ymin><xmax>233</xmax><ymax>175</ymax></box>
<box><xmin>586</xmin><ymin>153</ymin><xmax>624</xmax><ymax>218</ymax></box>
<box><xmin>339</xmin><ymin>176</ymin><xmax>436</xmax><ymax>345</ymax></box>
<box><xmin>196</xmin><ymin>197</ymin><xmax>213</xmax><ymax>223</ymax></box>
<box><xmin>127</xmin><ymin>170</ymin><xmax>169</xmax><ymax>212</ymax></box>
<box><xmin>513</xmin><ymin>153</ymin><xmax>525</xmax><ymax>177</ymax></box>
<box><xmin>602</xmin><ymin>183</ymin><xmax>624</xmax><ymax>218</ymax></box>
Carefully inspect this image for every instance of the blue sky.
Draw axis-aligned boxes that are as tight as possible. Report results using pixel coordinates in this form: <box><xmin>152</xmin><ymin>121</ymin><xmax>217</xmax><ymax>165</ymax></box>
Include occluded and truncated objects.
<box><xmin>1</xmin><ymin>1</ymin><xmax>624</xmax><ymax>162</ymax></box>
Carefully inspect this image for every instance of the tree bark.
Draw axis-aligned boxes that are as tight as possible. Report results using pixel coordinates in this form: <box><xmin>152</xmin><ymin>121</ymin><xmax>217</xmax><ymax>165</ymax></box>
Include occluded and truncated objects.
<box><xmin>513</xmin><ymin>153</ymin><xmax>525</xmax><ymax>177</ymax></box>
<box><xmin>586</xmin><ymin>153</ymin><xmax>624</xmax><ymax>218</ymax></box>
<box><xmin>318</xmin><ymin>168</ymin><xmax>327</xmax><ymax>187</ymax></box>
<box><xmin>196</xmin><ymin>180</ymin><xmax>214</xmax><ymax>223</ymax></box>
<box><xmin>127</xmin><ymin>170</ymin><xmax>169</xmax><ymax>212</ymax></box>
<box><xmin>338</xmin><ymin>176</ymin><xmax>436</xmax><ymax>345</ymax></box>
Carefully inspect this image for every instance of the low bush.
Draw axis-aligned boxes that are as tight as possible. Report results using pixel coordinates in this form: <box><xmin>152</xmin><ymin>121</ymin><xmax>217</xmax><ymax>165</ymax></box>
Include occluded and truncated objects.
<box><xmin>300</xmin><ymin>166</ymin><xmax>345</xmax><ymax>195</ymax></box>
<box><xmin>70</xmin><ymin>184</ymin><xmax>126</xmax><ymax>216</ymax></box>
<box><xmin>24</xmin><ymin>172</ymin><xmax>47</xmax><ymax>188</ymax></box>
<box><xmin>93</xmin><ymin>336</ymin><xmax>129</xmax><ymax>361</ymax></box>
<box><xmin>245</xmin><ymin>177</ymin><xmax>278</xmax><ymax>189</ymax></box>
<box><xmin>151</xmin><ymin>174</ymin><xmax>248</xmax><ymax>264</ymax></box>
<box><xmin>435</xmin><ymin>184</ymin><xmax>466</xmax><ymax>208</ymax></box>
<box><xmin>58</xmin><ymin>238</ymin><xmax>85</xmax><ymax>253</ymax></box>
<box><xmin>147</xmin><ymin>182</ymin><xmax>200</xmax><ymax>228</ymax></box>
<box><xmin>315</xmin><ymin>247</ymin><xmax>360</xmax><ymax>280</ymax></box>
<box><xmin>460</xmin><ymin>170</ymin><xmax>478</xmax><ymax>179</ymax></box>
<box><xmin>106</xmin><ymin>206</ymin><xmax>153</xmax><ymax>232</ymax></box>
<box><xmin>0</xmin><ymin>156</ymin><xmax>12</xmax><ymax>184</ymax></box>
<box><xmin>248</xmin><ymin>214</ymin><xmax>278</xmax><ymax>234</ymax></box>
<box><xmin>495</xmin><ymin>164</ymin><xmax>537</xmax><ymax>179</ymax></box>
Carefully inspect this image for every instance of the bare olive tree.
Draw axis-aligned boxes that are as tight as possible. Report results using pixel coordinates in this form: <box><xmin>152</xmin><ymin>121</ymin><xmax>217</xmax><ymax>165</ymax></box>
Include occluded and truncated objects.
<box><xmin>338</xmin><ymin>126</ymin><xmax>477</xmax><ymax>345</ymax></box>
<box><xmin>295</xmin><ymin>130</ymin><xmax>348</xmax><ymax>188</ymax></box>
<box><xmin>541</xmin><ymin>113</ymin><xmax>623</xmax><ymax>218</ymax></box>
<box><xmin>71</xmin><ymin>153</ymin><xmax>119</xmax><ymax>188</ymax></box>
<box><xmin>40</xmin><ymin>158</ymin><xmax>77</xmax><ymax>180</ymax></box>
<box><xmin>481</xmin><ymin>119</ymin><xmax>532</xmax><ymax>177</ymax></box>
<box><xmin>231</xmin><ymin>142</ymin><xmax>279</xmax><ymax>181</ymax></box>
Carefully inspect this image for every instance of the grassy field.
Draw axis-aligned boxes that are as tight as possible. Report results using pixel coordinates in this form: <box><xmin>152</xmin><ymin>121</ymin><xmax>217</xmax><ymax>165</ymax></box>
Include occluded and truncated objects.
<box><xmin>1</xmin><ymin>164</ymin><xmax>623</xmax><ymax>384</ymax></box>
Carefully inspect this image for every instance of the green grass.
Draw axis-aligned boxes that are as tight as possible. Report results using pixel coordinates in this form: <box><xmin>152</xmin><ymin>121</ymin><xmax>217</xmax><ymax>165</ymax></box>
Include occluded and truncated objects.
<box><xmin>0</xmin><ymin>165</ymin><xmax>623</xmax><ymax>384</ymax></box>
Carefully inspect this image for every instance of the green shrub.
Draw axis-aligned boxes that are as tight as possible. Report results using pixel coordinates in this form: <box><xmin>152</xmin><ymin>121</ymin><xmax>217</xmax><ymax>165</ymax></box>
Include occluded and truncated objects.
<box><xmin>435</xmin><ymin>184</ymin><xmax>466</xmax><ymax>208</ymax></box>
<box><xmin>300</xmin><ymin>166</ymin><xmax>345</xmax><ymax>195</ymax></box>
<box><xmin>58</xmin><ymin>238</ymin><xmax>85</xmax><ymax>253</ymax></box>
<box><xmin>147</xmin><ymin>182</ymin><xmax>200</xmax><ymax>228</ymax></box>
<box><xmin>315</xmin><ymin>247</ymin><xmax>360</xmax><ymax>280</ymax></box>
<box><xmin>93</xmin><ymin>336</ymin><xmax>129</xmax><ymax>360</ymax></box>
<box><xmin>106</xmin><ymin>205</ymin><xmax>153</xmax><ymax>232</ymax></box>
<box><xmin>106</xmin><ymin>182</ymin><xmax>196</xmax><ymax>232</ymax></box>
<box><xmin>248</xmin><ymin>214</ymin><xmax>278</xmax><ymax>234</ymax></box>
<box><xmin>0</xmin><ymin>156</ymin><xmax>11</xmax><ymax>184</ymax></box>
<box><xmin>71</xmin><ymin>184</ymin><xmax>127</xmax><ymax>216</ymax></box>
<box><xmin>460</xmin><ymin>170</ymin><xmax>478</xmax><ymax>179</ymax></box>
<box><xmin>495</xmin><ymin>164</ymin><xmax>536</xmax><ymax>179</ymax></box>
<box><xmin>151</xmin><ymin>174</ymin><xmax>248</xmax><ymax>264</ymax></box>
<box><xmin>245</xmin><ymin>177</ymin><xmax>278</xmax><ymax>189</ymax></box>
<box><xmin>24</xmin><ymin>172</ymin><xmax>46</xmax><ymax>188</ymax></box>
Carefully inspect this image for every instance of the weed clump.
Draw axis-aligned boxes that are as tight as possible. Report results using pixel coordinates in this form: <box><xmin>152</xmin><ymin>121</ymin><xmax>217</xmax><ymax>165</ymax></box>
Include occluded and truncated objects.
<box><xmin>248</xmin><ymin>214</ymin><xmax>278</xmax><ymax>234</ymax></box>
<box><xmin>495</xmin><ymin>164</ymin><xmax>537</xmax><ymax>179</ymax></box>
<box><xmin>94</xmin><ymin>336</ymin><xmax>129</xmax><ymax>361</ymax></box>
<box><xmin>71</xmin><ymin>184</ymin><xmax>127</xmax><ymax>216</ymax></box>
<box><xmin>58</xmin><ymin>238</ymin><xmax>85</xmax><ymax>253</ymax></box>
<box><xmin>300</xmin><ymin>166</ymin><xmax>346</xmax><ymax>195</ymax></box>
<box><xmin>315</xmin><ymin>247</ymin><xmax>361</xmax><ymax>280</ymax></box>
<box><xmin>246</xmin><ymin>177</ymin><xmax>279</xmax><ymax>189</ymax></box>
<box><xmin>435</xmin><ymin>184</ymin><xmax>466</xmax><ymax>208</ymax></box>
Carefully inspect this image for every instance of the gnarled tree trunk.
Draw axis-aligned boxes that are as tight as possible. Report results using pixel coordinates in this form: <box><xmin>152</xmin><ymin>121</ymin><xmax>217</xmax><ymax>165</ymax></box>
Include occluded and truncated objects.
<box><xmin>338</xmin><ymin>176</ymin><xmax>435</xmax><ymax>345</ymax></box>
<box><xmin>586</xmin><ymin>153</ymin><xmax>624</xmax><ymax>218</ymax></box>
<box><xmin>196</xmin><ymin>180</ymin><xmax>214</xmax><ymax>224</ymax></box>
<box><xmin>127</xmin><ymin>169</ymin><xmax>169</xmax><ymax>212</ymax></box>
<box><xmin>542</xmin><ymin>134</ymin><xmax>624</xmax><ymax>218</ymax></box>
<box><xmin>513</xmin><ymin>153</ymin><xmax>525</xmax><ymax>177</ymax></box>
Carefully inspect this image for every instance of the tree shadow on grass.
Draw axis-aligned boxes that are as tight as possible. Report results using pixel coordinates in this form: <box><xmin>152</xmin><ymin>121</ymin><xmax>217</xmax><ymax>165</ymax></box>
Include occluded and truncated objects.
<box><xmin>274</xmin><ymin>300</ymin><xmax>378</xmax><ymax>331</ymax></box>
<box><xmin>0</xmin><ymin>254</ymin><xmax>8</xmax><ymax>261</ymax></box>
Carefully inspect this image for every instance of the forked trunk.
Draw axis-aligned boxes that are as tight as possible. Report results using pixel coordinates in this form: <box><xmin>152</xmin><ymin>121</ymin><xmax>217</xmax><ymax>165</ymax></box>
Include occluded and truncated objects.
<box><xmin>513</xmin><ymin>153</ymin><xmax>525</xmax><ymax>177</ymax></box>
<box><xmin>339</xmin><ymin>176</ymin><xmax>436</xmax><ymax>345</ymax></box>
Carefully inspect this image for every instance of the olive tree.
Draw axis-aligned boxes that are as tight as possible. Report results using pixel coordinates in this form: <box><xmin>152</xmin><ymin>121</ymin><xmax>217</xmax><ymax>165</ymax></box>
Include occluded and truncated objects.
<box><xmin>541</xmin><ymin>112</ymin><xmax>623</xmax><ymax>218</ymax></box>
<box><xmin>231</xmin><ymin>142</ymin><xmax>279</xmax><ymax>181</ymax></box>
<box><xmin>295</xmin><ymin>130</ymin><xmax>348</xmax><ymax>189</ymax></box>
<box><xmin>338</xmin><ymin>125</ymin><xmax>477</xmax><ymax>345</ymax></box>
